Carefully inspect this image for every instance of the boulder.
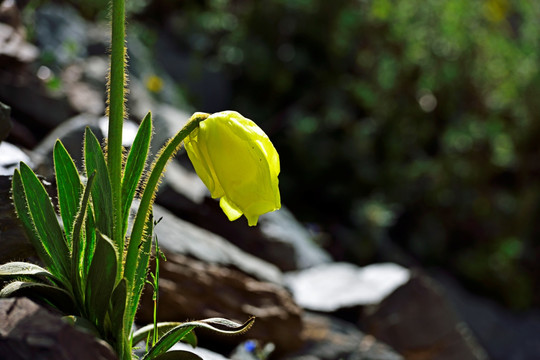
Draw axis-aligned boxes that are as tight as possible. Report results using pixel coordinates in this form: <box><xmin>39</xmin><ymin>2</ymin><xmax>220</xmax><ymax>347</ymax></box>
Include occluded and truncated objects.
<box><xmin>285</xmin><ymin>262</ymin><xmax>410</xmax><ymax>312</ymax></box>
<box><xmin>138</xmin><ymin>253</ymin><xmax>304</xmax><ymax>355</ymax></box>
<box><xmin>282</xmin><ymin>312</ymin><xmax>403</xmax><ymax>360</ymax></box>
<box><xmin>0</xmin><ymin>175</ymin><xmax>34</xmax><ymax>264</ymax></box>
<box><xmin>361</xmin><ymin>271</ymin><xmax>488</xmax><ymax>360</ymax></box>
<box><xmin>0</xmin><ymin>297</ymin><xmax>117</xmax><ymax>360</ymax></box>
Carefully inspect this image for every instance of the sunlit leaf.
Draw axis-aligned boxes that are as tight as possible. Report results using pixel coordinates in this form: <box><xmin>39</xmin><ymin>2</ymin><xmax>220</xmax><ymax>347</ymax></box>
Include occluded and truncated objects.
<box><xmin>122</xmin><ymin>112</ymin><xmax>152</xmax><ymax>237</ymax></box>
<box><xmin>54</xmin><ymin>140</ymin><xmax>83</xmax><ymax>245</ymax></box>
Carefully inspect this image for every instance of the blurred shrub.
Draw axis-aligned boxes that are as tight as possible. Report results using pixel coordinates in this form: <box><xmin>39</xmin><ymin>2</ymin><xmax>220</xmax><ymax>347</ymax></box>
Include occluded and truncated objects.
<box><xmin>25</xmin><ymin>0</ymin><xmax>538</xmax><ymax>308</ymax></box>
<box><xmin>138</xmin><ymin>0</ymin><xmax>540</xmax><ymax>308</ymax></box>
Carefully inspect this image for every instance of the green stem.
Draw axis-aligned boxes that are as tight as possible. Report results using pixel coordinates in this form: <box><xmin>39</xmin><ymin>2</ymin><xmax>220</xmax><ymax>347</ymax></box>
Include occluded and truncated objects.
<box><xmin>109</xmin><ymin>0</ymin><xmax>126</xmax><ymax>253</ymax></box>
<box><xmin>123</xmin><ymin>113</ymin><xmax>209</xmax><ymax>293</ymax></box>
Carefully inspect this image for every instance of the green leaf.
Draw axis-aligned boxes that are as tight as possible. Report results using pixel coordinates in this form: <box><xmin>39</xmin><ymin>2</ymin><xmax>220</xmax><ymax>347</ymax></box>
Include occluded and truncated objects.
<box><xmin>70</xmin><ymin>170</ymin><xmax>96</xmax><ymax>298</ymax></box>
<box><xmin>11</xmin><ymin>170</ymin><xmax>55</xmax><ymax>273</ymax></box>
<box><xmin>124</xmin><ymin>113</ymin><xmax>209</xmax><ymax>303</ymax></box>
<box><xmin>0</xmin><ymin>262</ymin><xmax>60</xmax><ymax>284</ymax></box>
<box><xmin>152</xmin><ymin>351</ymin><xmax>203</xmax><ymax>360</ymax></box>
<box><xmin>121</xmin><ymin>112</ymin><xmax>152</xmax><ymax>237</ymax></box>
<box><xmin>83</xmin><ymin>207</ymin><xmax>97</xmax><ymax>281</ymax></box>
<box><xmin>132</xmin><ymin>322</ymin><xmax>198</xmax><ymax>348</ymax></box>
<box><xmin>0</xmin><ymin>281</ymin><xmax>76</xmax><ymax>313</ymax></box>
<box><xmin>84</xmin><ymin>127</ymin><xmax>114</xmax><ymax>241</ymax></box>
<box><xmin>142</xmin><ymin>317</ymin><xmax>255</xmax><ymax>360</ymax></box>
<box><xmin>111</xmin><ymin>278</ymin><xmax>127</xmax><ymax>344</ymax></box>
<box><xmin>85</xmin><ymin>232</ymin><xmax>118</xmax><ymax>327</ymax></box>
<box><xmin>124</xmin><ymin>211</ymin><xmax>154</xmax><ymax>341</ymax></box>
<box><xmin>54</xmin><ymin>140</ymin><xmax>83</xmax><ymax>246</ymax></box>
<box><xmin>18</xmin><ymin>163</ymin><xmax>70</xmax><ymax>281</ymax></box>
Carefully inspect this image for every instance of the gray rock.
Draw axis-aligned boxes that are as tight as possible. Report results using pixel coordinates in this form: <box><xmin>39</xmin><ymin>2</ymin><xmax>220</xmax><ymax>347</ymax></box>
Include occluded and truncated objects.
<box><xmin>0</xmin><ymin>22</ymin><xmax>38</xmax><ymax>64</ymax></box>
<box><xmin>283</xmin><ymin>312</ymin><xmax>403</xmax><ymax>360</ymax></box>
<box><xmin>35</xmin><ymin>4</ymin><xmax>88</xmax><ymax>65</ymax></box>
<box><xmin>432</xmin><ymin>271</ymin><xmax>540</xmax><ymax>360</ymax></box>
<box><xmin>258</xmin><ymin>207</ymin><xmax>332</xmax><ymax>270</ymax></box>
<box><xmin>0</xmin><ymin>297</ymin><xmax>117</xmax><ymax>359</ymax></box>
<box><xmin>0</xmin><ymin>175</ymin><xmax>34</xmax><ymax>264</ymax></box>
<box><xmin>137</xmin><ymin>253</ymin><xmax>303</xmax><ymax>354</ymax></box>
<box><xmin>0</xmin><ymin>142</ymin><xmax>32</xmax><ymax>175</ymax></box>
<box><xmin>150</xmin><ymin>202</ymin><xmax>283</xmax><ymax>285</ymax></box>
<box><xmin>32</xmin><ymin>113</ymin><xmax>102</xmax><ymax>177</ymax></box>
<box><xmin>0</xmin><ymin>101</ymin><xmax>12</xmax><ymax>143</ymax></box>
<box><xmin>284</xmin><ymin>262</ymin><xmax>410</xmax><ymax>312</ymax></box>
<box><xmin>361</xmin><ymin>271</ymin><xmax>488</xmax><ymax>360</ymax></box>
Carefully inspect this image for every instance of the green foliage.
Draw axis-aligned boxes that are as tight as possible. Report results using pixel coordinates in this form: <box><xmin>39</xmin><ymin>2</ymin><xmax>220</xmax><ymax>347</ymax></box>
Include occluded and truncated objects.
<box><xmin>154</xmin><ymin>0</ymin><xmax>539</xmax><ymax>308</ymax></box>
<box><xmin>0</xmin><ymin>1</ymin><xmax>253</xmax><ymax>359</ymax></box>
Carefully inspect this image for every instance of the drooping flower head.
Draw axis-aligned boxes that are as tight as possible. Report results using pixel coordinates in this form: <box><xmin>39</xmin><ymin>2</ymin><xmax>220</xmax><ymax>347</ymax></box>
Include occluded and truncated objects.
<box><xmin>184</xmin><ymin>111</ymin><xmax>281</xmax><ymax>226</ymax></box>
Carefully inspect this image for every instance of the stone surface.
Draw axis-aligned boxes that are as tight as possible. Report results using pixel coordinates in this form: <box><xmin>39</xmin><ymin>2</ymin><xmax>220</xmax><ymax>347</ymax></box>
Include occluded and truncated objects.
<box><xmin>0</xmin><ymin>175</ymin><xmax>34</xmax><ymax>264</ymax></box>
<box><xmin>0</xmin><ymin>142</ymin><xmax>31</xmax><ymax>175</ymax></box>
<box><xmin>0</xmin><ymin>101</ymin><xmax>12</xmax><ymax>143</ymax></box>
<box><xmin>0</xmin><ymin>297</ymin><xmax>117</xmax><ymax>359</ymax></box>
<box><xmin>285</xmin><ymin>262</ymin><xmax>410</xmax><ymax>312</ymax></box>
<box><xmin>361</xmin><ymin>271</ymin><xmax>488</xmax><ymax>360</ymax></box>
<box><xmin>282</xmin><ymin>312</ymin><xmax>403</xmax><ymax>360</ymax></box>
<box><xmin>138</xmin><ymin>253</ymin><xmax>304</xmax><ymax>355</ymax></box>
<box><xmin>31</xmin><ymin>112</ymin><xmax>103</xmax><ymax>177</ymax></box>
<box><xmin>151</xmin><ymin>203</ymin><xmax>283</xmax><ymax>285</ymax></box>
<box><xmin>432</xmin><ymin>270</ymin><xmax>540</xmax><ymax>360</ymax></box>
<box><xmin>257</xmin><ymin>208</ymin><xmax>332</xmax><ymax>270</ymax></box>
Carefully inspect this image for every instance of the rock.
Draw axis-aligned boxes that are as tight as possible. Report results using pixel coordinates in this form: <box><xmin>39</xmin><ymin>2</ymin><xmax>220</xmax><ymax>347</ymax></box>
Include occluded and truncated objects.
<box><xmin>31</xmin><ymin>113</ymin><xmax>103</xmax><ymax>177</ymax></box>
<box><xmin>258</xmin><ymin>208</ymin><xmax>332</xmax><ymax>270</ymax></box>
<box><xmin>432</xmin><ymin>270</ymin><xmax>540</xmax><ymax>360</ymax></box>
<box><xmin>151</xmin><ymin>203</ymin><xmax>283</xmax><ymax>285</ymax></box>
<box><xmin>0</xmin><ymin>142</ymin><xmax>32</xmax><ymax>175</ymax></box>
<box><xmin>157</xmin><ymin>173</ymin><xmax>331</xmax><ymax>272</ymax></box>
<box><xmin>138</xmin><ymin>253</ymin><xmax>303</xmax><ymax>355</ymax></box>
<box><xmin>282</xmin><ymin>312</ymin><xmax>403</xmax><ymax>360</ymax></box>
<box><xmin>0</xmin><ymin>297</ymin><xmax>117</xmax><ymax>359</ymax></box>
<box><xmin>34</xmin><ymin>4</ymin><xmax>88</xmax><ymax>66</ymax></box>
<box><xmin>0</xmin><ymin>22</ymin><xmax>38</xmax><ymax>65</ymax></box>
<box><xmin>361</xmin><ymin>271</ymin><xmax>488</xmax><ymax>360</ymax></box>
<box><xmin>0</xmin><ymin>101</ymin><xmax>12</xmax><ymax>143</ymax></box>
<box><xmin>284</xmin><ymin>262</ymin><xmax>410</xmax><ymax>312</ymax></box>
<box><xmin>0</xmin><ymin>175</ymin><xmax>34</xmax><ymax>264</ymax></box>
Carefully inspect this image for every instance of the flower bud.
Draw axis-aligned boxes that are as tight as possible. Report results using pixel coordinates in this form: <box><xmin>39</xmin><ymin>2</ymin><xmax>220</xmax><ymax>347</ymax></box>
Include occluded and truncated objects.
<box><xmin>185</xmin><ymin>111</ymin><xmax>281</xmax><ymax>226</ymax></box>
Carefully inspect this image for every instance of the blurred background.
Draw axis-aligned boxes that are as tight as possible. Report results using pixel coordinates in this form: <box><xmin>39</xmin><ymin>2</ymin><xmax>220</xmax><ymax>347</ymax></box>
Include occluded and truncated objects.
<box><xmin>1</xmin><ymin>0</ymin><xmax>540</xmax><ymax>358</ymax></box>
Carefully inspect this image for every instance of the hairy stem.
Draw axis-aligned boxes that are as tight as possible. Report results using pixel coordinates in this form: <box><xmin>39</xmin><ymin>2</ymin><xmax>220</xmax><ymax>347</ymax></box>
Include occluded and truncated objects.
<box><xmin>109</xmin><ymin>0</ymin><xmax>126</xmax><ymax>254</ymax></box>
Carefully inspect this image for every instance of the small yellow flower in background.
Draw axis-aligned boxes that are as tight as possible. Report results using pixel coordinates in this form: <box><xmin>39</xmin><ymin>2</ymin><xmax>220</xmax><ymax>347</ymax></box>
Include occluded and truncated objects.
<box><xmin>145</xmin><ymin>75</ymin><xmax>164</xmax><ymax>93</ymax></box>
<box><xmin>184</xmin><ymin>111</ymin><xmax>281</xmax><ymax>226</ymax></box>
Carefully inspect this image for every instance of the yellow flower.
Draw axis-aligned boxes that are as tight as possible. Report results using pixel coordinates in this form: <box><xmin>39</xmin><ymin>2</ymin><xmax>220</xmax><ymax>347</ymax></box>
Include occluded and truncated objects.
<box><xmin>184</xmin><ymin>111</ymin><xmax>281</xmax><ymax>226</ymax></box>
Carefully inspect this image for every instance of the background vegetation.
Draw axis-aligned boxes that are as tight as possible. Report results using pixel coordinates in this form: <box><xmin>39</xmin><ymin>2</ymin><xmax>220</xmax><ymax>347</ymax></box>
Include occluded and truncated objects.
<box><xmin>23</xmin><ymin>0</ymin><xmax>540</xmax><ymax>310</ymax></box>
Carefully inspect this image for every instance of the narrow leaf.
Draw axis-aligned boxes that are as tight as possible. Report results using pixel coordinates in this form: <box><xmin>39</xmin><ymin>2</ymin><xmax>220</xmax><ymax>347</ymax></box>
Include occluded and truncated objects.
<box><xmin>0</xmin><ymin>262</ymin><xmax>60</xmax><ymax>284</ymax></box>
<box><xmin>84</xmin><ymin>127</ymin><xmax>114</xmax><ymax>241</ymax></box>
<box><xmin>125</xmin><ymin>113</ymin><xmax>209</xmax><ymax>300</ymax></box>
<box><xmin>54</xmin><ymin>140</ymin><xmax>83</xmax><ymax>245</ymax></box>
<box><xmin>0</xmin><ymin>281</ymin><xmax>76</xmax><ymax>314</ymax></box>
<box><xmin>132</xmin><ymin>322</ymin><xmax>197</xmax><ymax>348</ymax></box>
<box><xmin>19</xmin><ymin>162</ymin><xmax>70</xmax><ymax>280</ymax></box>
<box><xmin>70</xmin><ymin>170</ymin><xmax>96</xmax><ymax>298</ymax></box>
<box><xmin>121</xmin><ymin>112</ymin><xmax>152</xmax><ymax>237</ymax></box>
<box><xmin>85</xmin><ymin>232</ymin><xmax>118</xmax><ymax>327</ymax></box>
<box><xmin>83</xmin><ymin>207</ymin><xmax>97</xmax><ymax>281</ymax></box>
<box><xmin>11</xmin><ymin>169</ymin><xmax>55</xmax><ymax>273</ymax></box>
<box><xmin>143</xmin><ymin>317</ymin><xmax>255</xmax><ymax>360</ymax></box>
<box><xmin>111</xmin><ymin>278</ymin><xmax>127</xmax><ymax>345</ymax></box>
<box><xmin>152</xmin><ymin>351</ymin><xmax>203</xmax><ymax>360</ymax></box>
<box><xmin>124</xmin><ymin>211</ymin><xmax>154</xmax><ymax>340</ymax></box>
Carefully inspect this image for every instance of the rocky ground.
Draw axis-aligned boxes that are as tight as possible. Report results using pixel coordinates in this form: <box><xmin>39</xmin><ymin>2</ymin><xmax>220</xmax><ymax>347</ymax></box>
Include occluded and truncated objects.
<box><xmin>0</xmin><ymin>1</ymin><xmax>539</xmax><ymax>359</ymax></box>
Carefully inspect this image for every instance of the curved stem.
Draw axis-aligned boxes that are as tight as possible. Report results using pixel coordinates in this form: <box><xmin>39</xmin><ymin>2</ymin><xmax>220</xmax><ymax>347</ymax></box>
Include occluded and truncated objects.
<box><xmin>123</xmin><ymin>113</ymin><xmax>209</xmax><ymax>288</ymax></box>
